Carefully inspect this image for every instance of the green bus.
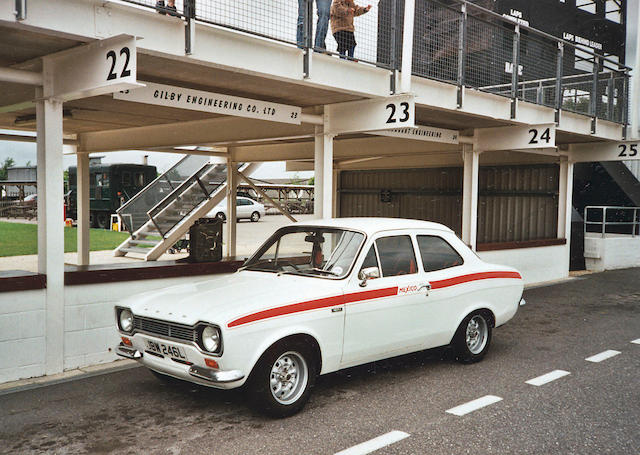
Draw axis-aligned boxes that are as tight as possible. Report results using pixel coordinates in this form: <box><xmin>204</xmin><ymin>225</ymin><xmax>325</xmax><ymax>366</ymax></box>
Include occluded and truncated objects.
<box><xmin>68</xmin><ymin>163</ymin><xmax>157</xmax><ymax>229</ymax></box>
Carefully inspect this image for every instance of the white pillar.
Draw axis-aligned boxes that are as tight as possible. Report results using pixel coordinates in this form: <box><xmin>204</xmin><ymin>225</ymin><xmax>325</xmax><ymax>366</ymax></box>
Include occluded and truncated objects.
<box><xmin>314</xmin><ymin>126</ymin><xmax>324</xmax><ymax>218</ymax></box>
<box><xmin>462</xmin><ymin>143</ymin><xmax>480</xmax><ymax>250</ymax></box>
<box><xmin>36</xmin><ymin>86</ymin><xmax>65</xmax><ymax>375</ymax></box>
<box><xmin>226</xmin><ymin>156</ymin><xmax>237</xmax><ymax>258</ymax></box>
<box><xmin>77</xmin><ymin>151</ymin><xmax>90</xmax><ymax>265</ymax></box>
<box><xmin>400</xmin><ymin>0</ymin><xmax>415</xmax><ymax>93</ymax></box>
<box><xmin>558</xmin><ymin>158</ymin><xmax>574</xmax><ymax>276</ymax></box>
<box><xmin>322</xmin><ymin>134</ymin><xmax>334</xmax><ymax>219</ymax></box>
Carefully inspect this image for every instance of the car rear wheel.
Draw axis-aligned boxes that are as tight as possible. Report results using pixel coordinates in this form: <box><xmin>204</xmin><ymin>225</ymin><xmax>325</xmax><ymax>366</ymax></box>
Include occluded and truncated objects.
<box><xmin>453</xmin><ymin>311</ymin><xmax>492</xmax><ymax>363</ymax></box>
<box><xmin>247</xmin><ymin>340</ymin><xmax>316</xmax><ymax>418</ymax></box>
<box><xmin>250</xmin><ymin>211</ymin><xmax>260</xmax><ymax>222</ymax></box>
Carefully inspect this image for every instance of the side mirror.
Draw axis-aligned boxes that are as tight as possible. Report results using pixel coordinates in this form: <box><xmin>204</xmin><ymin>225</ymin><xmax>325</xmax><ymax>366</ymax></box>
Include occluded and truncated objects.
<box><xmin>358</xmin><ymin>267</ymin><xmax>380</xmax><ymax>287</ymax></box>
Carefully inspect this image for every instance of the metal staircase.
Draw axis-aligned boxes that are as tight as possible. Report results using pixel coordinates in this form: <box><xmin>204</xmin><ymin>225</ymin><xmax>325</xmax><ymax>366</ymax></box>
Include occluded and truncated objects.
<box><xmin>115</xmin><ymin>155</ymin><xmax>258</xmax><ymax>260</ymax></box>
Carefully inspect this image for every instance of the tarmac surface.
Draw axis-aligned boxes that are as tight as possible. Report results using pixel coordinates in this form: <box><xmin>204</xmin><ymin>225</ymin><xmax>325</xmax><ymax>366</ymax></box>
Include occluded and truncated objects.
<box><xmin>0</xmin><ymin>267</ymin><xmax>638</xmax><ymax>454</ymax></box>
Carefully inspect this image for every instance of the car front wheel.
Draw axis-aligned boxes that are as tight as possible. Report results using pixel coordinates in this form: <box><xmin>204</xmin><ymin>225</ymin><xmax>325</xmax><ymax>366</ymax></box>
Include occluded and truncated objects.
<box><xmin>247</xmin><ymin>340</ymin><xmax>316</xmax><ymax>418</ymax></box>
<box><xmin>250</xmin><ymin>211</ymin><xmax>260</xmax><ymax>222</ymax></box>
<box><xmin>215</xmin><ymin>212</ymin><xmax>226</xmax><ymax>222</ymax></box>
<box><xmin>453</xmin><ymin>311</ymin><xmax>492</xmax><ymax>363</ymax></box>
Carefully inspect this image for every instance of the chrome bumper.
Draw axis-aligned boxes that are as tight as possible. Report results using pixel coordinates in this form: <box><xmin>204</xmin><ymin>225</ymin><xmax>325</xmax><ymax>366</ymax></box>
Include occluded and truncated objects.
<box><xmin>188</xmin><ymin>365</ymin><xmax>244</xmax><ymax>384</ymax></box>
<box><xmin>116</xmin><ymin>344</ymin><xmax>143</xmax><ymax>359</ymax></box>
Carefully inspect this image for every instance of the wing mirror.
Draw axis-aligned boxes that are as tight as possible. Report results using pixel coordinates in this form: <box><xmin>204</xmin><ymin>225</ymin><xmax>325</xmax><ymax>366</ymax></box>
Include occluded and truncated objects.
<box><xmin>358</xmin><ymin>267</ymin><xmax>380</xmax><ymax>287</ymax></box>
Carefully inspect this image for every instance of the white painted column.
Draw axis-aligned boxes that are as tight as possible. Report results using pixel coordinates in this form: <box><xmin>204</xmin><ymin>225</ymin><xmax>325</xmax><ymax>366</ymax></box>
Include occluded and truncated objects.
<box><xmin>400</xmin><ymin>0</ymin><xmax>415</xmax><ymax>93</ymax></box>
<box><xmin>314</xmin><ymin>126</ymin><xmax>324</xmax><ymax>218</ymax></box>
<box><xmin>226</xmin><ymin>156</ymin><xmax>237</xmax><ymax>258</ymax></box>
<box><xmin>558</xmin><ymin>158</ymin><xmax>574</xmax><ymax>276</ymax></box>
<box><xmin>77</xmin><ymin>151</ymin><xmax>90</xmax><ymax>265</ymax></box>
<box><xmin>36</xmin><ymin>86</ymin><xmax>65</xmax><ymax>375</ymax></box>
<box><xmin>322</xmin><ymin>134</ymin><xmax>335</xmax><ymax>219</ymax></box>
<box><xmin>462</xmin><ymin>143</ymin><xmax>480</xmax><ymax>250</ymax></box>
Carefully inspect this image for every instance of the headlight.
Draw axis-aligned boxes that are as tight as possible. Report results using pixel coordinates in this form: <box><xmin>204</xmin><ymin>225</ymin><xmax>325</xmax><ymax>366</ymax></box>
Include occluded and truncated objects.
<box><xmin>119</xmin><ymin>309</ymin><xmax>133</xmax><ymax>333</ymax></box>
<box><xmin>201</xmin><ymin>325</ymin><xmax>220</xmax><ymax>353</ymax></box>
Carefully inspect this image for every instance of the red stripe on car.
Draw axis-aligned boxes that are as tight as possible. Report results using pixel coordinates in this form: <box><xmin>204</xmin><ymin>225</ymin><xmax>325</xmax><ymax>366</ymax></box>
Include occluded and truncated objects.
<box><xmin>227</xmin><ymin>271</ymin><xmax>521</xmax><ymax>328</ymax></box>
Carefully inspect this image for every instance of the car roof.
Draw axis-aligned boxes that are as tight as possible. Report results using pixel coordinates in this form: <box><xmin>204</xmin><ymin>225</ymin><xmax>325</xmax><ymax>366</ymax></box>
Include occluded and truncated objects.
<box><xmin>292</xmin><ymin>217</ymin><xmax>453</xmax><ymax>236</ymax></box>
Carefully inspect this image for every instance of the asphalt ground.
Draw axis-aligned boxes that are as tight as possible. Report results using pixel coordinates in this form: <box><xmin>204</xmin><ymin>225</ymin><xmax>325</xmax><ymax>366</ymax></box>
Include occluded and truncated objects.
<box><xmin>0</xmin><ymin>267</ymin><xmax>638</xmax><ymax>455</ymax></box>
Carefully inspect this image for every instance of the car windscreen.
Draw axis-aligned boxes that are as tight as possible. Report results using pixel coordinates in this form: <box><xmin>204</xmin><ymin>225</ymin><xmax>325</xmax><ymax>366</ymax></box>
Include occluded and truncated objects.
<box><xmin>242</xmin><ymin>227</ymin><xmax>365</xmax><ymax>279</ymax></box>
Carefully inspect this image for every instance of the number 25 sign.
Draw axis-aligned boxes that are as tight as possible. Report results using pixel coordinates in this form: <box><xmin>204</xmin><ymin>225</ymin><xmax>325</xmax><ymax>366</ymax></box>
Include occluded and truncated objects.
<box><xmin>43</xmin><ymin>34</ymin><xmax>142</xmax><ymax>102</ymax></box>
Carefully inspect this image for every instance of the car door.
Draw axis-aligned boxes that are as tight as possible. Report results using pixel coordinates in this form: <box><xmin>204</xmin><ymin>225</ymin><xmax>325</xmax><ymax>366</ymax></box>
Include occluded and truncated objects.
<box><xmin>414</xmin><ymin>232</ymin><xmax>468</xmax><ymax>348</ymax></box>
<box><xmin>236</xmin><ymin>198</ymin><xmax>250</xmax><ymax>219</ymax></box>
<box><xmin>340</xmin><ymin>232</ymin><xmax>431</xmax><ymax>367</ymax></box>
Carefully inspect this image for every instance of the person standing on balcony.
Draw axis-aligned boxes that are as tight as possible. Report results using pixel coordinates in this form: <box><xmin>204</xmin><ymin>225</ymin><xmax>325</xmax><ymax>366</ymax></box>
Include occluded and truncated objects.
<box><xmin>155</xmin><ymin>0</ymin><xmax>177</xmax><ymax>15</ymax></box>
<box><xmin>297</xmin><ymin>0</ymin><xmax>332</xmax><ymax>51</ymax></box>
<box><xmin>330</xmin><ymin>0</ymin><xmax>371</xmax><ymax>59</ymax></box>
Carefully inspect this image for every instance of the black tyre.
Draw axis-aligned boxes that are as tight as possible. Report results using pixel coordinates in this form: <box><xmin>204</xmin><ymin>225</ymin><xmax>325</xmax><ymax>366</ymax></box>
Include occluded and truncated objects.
<box><xmin>247</xmin><ymin>339</ymin><xmax>317</xmax><ymax>418</ymax></box>
<box><xmin>250</xmin><ymin>211</ymin><xmax>260</xmax><ymax>222</ymax></box>
<box><xmin>453</xmin><ymin>311</ymin><xmax>492</xmax><ymax>363</ymax></box>
<box><xmin>215</xmin><ymin>212</ymin><xmax>226</xmax><ymax>222</ymax></box>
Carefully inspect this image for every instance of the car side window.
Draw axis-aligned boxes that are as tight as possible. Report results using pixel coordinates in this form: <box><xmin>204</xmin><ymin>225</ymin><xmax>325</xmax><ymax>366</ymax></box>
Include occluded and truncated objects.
<box><xmin>375</xmin><ymin>235</ymin><xmax>417</xmax><ymax>277</ymax></box>
<box><xmin>416</xmin><ymin>235</ymin><xmax>464</xmax><ymax>272</ymax></box>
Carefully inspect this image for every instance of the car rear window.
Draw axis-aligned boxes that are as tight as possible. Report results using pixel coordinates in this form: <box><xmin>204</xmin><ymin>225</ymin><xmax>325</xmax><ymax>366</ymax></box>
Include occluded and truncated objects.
<box><xmin>416</xmin><ymin>235</ymin><xmax>463</xmax><ymax>272</ymax></box>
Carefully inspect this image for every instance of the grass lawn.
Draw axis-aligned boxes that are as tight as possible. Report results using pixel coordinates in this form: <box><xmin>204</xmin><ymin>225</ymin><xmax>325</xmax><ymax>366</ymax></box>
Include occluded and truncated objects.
<box><xmin>0</xmin><ymin>221</ymin><xmax>131</xmax><ymax>257</ymax></box>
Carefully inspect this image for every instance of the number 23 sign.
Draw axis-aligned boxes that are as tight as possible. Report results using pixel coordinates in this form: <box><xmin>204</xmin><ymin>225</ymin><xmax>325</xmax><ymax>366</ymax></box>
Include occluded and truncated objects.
<box><xmin>325</xmin><ymin>95</ymin><xmax>415</xmax><ymax>135</ymax></box>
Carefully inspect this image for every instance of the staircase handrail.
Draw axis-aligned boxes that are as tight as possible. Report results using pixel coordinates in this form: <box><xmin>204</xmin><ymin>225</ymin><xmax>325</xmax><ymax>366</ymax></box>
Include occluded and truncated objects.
<box><xmin>146</xmin><ymin>161</ymin><xmax>215</xmax><ymax>235</ymax></box>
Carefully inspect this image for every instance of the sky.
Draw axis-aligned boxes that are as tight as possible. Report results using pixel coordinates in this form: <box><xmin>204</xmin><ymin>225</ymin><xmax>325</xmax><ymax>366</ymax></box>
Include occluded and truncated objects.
<box><xmin>0</xmin><ymin>131</ymin><xmax>312</xmax><ymax>180</ymax></box>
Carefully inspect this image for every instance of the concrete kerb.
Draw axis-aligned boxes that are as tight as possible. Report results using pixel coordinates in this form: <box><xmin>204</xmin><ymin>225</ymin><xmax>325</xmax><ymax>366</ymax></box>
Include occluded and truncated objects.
<box><xmin>0</xmin><ymin>359</ymin><xmax>140</xmax><ymax>396</ymax></box>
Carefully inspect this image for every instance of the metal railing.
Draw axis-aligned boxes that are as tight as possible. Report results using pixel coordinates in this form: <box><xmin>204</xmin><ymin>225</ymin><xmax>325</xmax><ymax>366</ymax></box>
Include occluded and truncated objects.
<box><xmin>116</xmin><ymin>154</ymin><xmax>211</xmax><ymax>234</ymax></box>
<box><xmin>584</xmin><ymin>206</ymin><xmax>640</xmax><ymax>238</ymax></box>
<box><xmin>119</xmin><ymin>0</ymin><xmax>631</xmax><ymax>127</ymax></box>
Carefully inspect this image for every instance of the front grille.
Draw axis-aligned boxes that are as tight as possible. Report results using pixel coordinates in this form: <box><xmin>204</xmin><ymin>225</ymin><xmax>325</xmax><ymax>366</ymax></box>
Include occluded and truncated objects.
<box><xmin>133</xmin><ymin>316</ymin><xmax>197</xmax><ymax>343</ymax></box>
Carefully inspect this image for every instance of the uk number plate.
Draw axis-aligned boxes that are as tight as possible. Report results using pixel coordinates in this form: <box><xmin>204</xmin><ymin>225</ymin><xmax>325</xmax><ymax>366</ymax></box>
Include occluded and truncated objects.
<box><xmin>145</xmin><ymin>339</ymin><xmax>187</xmax><ymax>361</ymax></box>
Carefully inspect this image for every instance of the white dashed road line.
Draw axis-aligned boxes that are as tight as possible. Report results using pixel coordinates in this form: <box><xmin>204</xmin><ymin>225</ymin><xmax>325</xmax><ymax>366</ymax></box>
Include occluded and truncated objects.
<box><xmin>525</xmin><ymin>369</ymin><xmax>571</xmax><ymax>386</ymax></box>
<box><xmin>445</xmin><ymin>395</ymin><xmax>503</xmax><ymax>416</ymax></box>
<box><xmin>585</xmin><ymin>350</ymin><xmax>621</xmax><ymax>363</ymax></box>
<box><xmin>631</xmin><ymin>339</ymin><xmax>640</xmax><ymax>345</ymax></box>
<box><xmin>334</xmin><ymin>431</ymin><xmax>410</xmax><ymax>455</ymax></box>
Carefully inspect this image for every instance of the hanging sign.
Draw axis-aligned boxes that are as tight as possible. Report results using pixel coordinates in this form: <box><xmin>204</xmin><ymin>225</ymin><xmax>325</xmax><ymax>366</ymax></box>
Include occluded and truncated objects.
<box><xmin>370</xmin><ymin>125</ymin><xmax>459</xmax><ymax>144</ymax></box>
<box><xmin>43</xmin><ymin>34</ymin><xmax>143</xmax><ymax>101</ymax></box>
<box><xmin>325</xmin><ymin>95</ymin><xmax>415</xmax><ymax>135</ymax></box>
<box><xmin>114</xmin><ymin>82</ymin><xmax>302</xmax><ymax>125</ymax></box>
<box><xmin>475</xmin><ymin>124</ymin><xmax>556</xmax><ymax>151</ymax></box>
<box><xmin>569</xmin><ymin>141</ymin><xmax>640</xmax><ymax>162</ymax></box>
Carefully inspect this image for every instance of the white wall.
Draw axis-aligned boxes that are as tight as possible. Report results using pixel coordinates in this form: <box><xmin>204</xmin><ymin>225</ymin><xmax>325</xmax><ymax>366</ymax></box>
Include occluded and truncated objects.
<box><xmin>0</xmin><ymin>274</ymin><xmax>232</xmax><ymax>384</ymax></box>
<box><xmin>0</xmin><ymin>289</ymin><xmax>46</xmax><ymax>384</ymax></box>
<box><xmin>584</xmin><ymin>234</ymin><xmax>640</xmax><ymax>272</ymax></box>
<box><xmin>478</xmin><ymin>244</ymin><xmax>569</xmax><ymax>285</ymax></box>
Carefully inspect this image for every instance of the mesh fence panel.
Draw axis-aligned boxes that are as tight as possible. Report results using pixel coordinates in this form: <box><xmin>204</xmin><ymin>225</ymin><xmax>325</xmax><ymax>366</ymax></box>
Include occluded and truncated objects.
<box><xmin>464</xmin><ymin>15</ymin><xmax>514</xmax><ymax>96</ymax></box>
<box><xmin>412</xmin><ymin>1</ymin><xmax>460</xmax><ymax>83</ymax></box>
<box><xmin>517</xmin><ymin>33</ymin><xmax>558</xmax><ymax>108</ymax></box>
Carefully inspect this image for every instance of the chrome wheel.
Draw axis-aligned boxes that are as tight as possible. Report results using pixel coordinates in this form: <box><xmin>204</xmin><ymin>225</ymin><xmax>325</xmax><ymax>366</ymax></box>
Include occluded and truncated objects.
<box><xmin>250</xmin><ymin>211</ymin><xmax>260</xmax><ymax>222</ymax></box>
<box><xmin>466</xmin><ymin>315</ymin><xmax>488</xmax><ymax>354</ymax></box>
<box><xmin>269</xmin><ymin>351</ymin><xmax>308</xmax><ymax>405</ymax></box>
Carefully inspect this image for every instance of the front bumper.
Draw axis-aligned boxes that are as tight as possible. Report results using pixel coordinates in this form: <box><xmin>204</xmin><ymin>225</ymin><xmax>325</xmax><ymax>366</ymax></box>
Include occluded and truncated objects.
<box><xmin>115</xmin><ymin>342</ymin><xmax>244</xmax><ymax>387</ymax></box>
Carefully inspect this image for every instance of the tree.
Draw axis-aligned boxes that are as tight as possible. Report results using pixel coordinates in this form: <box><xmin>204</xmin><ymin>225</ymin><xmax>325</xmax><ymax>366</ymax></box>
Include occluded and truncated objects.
<box><xmin>0</xmin><ymin>157</ymin><xmax>15</xmax><ymax>180</ymax></box>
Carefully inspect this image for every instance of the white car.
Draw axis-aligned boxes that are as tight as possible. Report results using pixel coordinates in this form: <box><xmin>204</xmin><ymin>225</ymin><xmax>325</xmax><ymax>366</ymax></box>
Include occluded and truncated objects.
<box><xmin>115</xmin><ymin>218</ymin><xmax>523</xmax><ymax>417</ymax></box>
<box><xmin>206</xmin><ymin>196</ymin><xmax>265</xmax><ymax>222</ymax></box>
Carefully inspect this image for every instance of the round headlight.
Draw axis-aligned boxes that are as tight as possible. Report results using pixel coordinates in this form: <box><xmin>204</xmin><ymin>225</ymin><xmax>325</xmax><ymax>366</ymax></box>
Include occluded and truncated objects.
<box><xmin>119</xmin><ymin>309</ymin><xmax>133</xmax><ymax>333</ymax></box>
<box><xmin>201</xmin><ymin>326</ymin><xmax>220</xmax><ymax>352</ymax></box>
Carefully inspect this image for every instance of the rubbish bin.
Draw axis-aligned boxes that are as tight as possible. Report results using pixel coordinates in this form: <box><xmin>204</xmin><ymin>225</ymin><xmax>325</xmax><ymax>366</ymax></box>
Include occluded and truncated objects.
<box><xmin>189</xmin><ymin>218</ymin><xmax>223</xmax><ymax>263</ymax></box>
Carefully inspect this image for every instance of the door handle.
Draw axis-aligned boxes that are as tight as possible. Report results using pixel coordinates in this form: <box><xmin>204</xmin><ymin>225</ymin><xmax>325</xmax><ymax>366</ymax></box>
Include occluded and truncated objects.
<box><xmin>417</xmin><ymin>282</ymin><xmax>431</xmax><ymax>296</ymax></box>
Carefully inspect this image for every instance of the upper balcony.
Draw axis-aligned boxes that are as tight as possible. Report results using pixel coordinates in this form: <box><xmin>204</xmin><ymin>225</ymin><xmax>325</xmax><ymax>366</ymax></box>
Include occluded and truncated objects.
<box><xmin>0</xmin><ymin>0</ymin><xmax>631</xmax><ymax>147</ymax></box>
